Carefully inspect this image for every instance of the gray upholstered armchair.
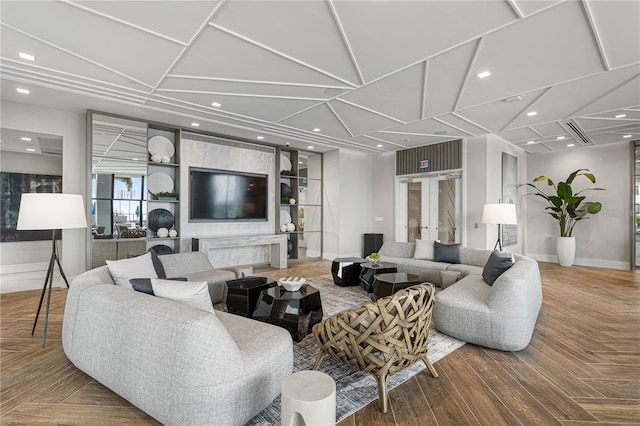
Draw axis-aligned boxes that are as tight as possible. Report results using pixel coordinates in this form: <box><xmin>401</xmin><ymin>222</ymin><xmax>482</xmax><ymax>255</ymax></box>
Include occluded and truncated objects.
<box><xmin>312</xmin><ymin>283</ymin><xmax>438</xmax><ymax>413</ymax></box>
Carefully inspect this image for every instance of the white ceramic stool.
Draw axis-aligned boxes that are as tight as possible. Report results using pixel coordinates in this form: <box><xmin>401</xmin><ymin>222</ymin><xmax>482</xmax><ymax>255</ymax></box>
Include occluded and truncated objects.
<box><xmin>281</xmin><ymin>370</ymin><xmax>336</xmax><ymax>426</ymax></box>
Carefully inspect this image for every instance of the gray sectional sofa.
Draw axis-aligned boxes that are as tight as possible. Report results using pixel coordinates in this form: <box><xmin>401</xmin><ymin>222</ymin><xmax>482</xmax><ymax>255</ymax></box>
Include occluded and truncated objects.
<box><xmin>378</xmin><ymin>241</ymin><xmax>542</xmax><ymax>351</ymax></box>
<box><xmin>62</xmin><ymin>251</ymin><xmax>293</xmax><ymax>425</ymax></box>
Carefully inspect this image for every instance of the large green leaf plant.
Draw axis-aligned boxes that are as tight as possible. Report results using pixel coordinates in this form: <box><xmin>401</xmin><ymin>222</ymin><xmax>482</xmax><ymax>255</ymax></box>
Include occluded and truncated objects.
<box><xmin>520</xmin><ymin>169</ymin><xmax>604</xmax><ymax>237</ymax></box>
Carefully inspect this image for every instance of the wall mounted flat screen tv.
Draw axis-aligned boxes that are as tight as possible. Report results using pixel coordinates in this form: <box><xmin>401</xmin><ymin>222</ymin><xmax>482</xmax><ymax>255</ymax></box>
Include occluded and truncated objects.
<box><xmin>190</xmin><ymin>168</ymin><xmax>268</xmax><ymax>221</ymax></box>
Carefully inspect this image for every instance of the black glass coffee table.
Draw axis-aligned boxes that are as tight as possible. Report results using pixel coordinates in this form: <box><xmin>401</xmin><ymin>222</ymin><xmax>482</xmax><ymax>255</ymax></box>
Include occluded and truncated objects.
<box><xmin>225</xmin><ymin>276</ymin><xmax>277</xmax><ymax>317</ymax></box>
<box><xmin>370</xmin><ymin>272</ymin><xmax>421</xmax><ymax>301</ymax></box>
<box><xmin>359</xmin><ymin>262</ymin><xmax>397</xmax><ymax>292</ymax></box>
<box><xmin>252</xmin><ymin>284</ymin><xmax>323</xmax><ymax>342</ymax></box>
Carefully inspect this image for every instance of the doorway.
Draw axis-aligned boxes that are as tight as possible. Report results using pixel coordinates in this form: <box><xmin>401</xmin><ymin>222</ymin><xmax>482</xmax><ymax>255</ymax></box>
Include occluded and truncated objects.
<box><xmin>398</xmin><ymin>175</ymin><xmax>461</xmax><ymax>244</ymax></box>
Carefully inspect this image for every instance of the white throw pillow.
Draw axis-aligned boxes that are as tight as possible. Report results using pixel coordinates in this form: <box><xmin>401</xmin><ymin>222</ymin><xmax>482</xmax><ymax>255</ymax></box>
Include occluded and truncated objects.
<box><xmin>151</xmin><ymin>279</ymin><xmax>214</xmax><ymax>313</ymax></box>
<box><xmin>414</xmin><ymin>239</ymin><xmax>439</xmax><ymax>260</ymax></box>
<box><xmin>106</xmin><ymin>252</ymin><xmax>158</xmax><ymax>289</ymax></box>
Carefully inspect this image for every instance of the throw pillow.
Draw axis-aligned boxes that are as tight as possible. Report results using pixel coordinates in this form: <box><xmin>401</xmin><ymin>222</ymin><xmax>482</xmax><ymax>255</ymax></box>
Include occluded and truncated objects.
<box><xmin>106</xmin><ymin>252</ymin><xmax>157</xmax><ymax>289</ymax></box>
<box><xmin>482</xmin><ymin>250</ymin><xmax>515</xmax><ymax>285</ymax></box>
<box><xmin>150</xmin><ymin>279</ymin><xmax>214</xmax><ymax>313</ymax></box>
<box><xmin>414</xmin><ymin>239</ymin><xmax>439</xmax><ymax>260</ymax></box>
<box><xmin>126</xmin><ymin>250</ymin><xmax>167</xmax><ymax>279</ymax></box>
<box><xmin>434</xmin><ymin>242</ymin><xmax>461</xmax><ymax>264</ymax></box>
<box><xmin>129</xmin><ymin>277</ymin><xmax>188</xmax><ymax>295</ymax></box>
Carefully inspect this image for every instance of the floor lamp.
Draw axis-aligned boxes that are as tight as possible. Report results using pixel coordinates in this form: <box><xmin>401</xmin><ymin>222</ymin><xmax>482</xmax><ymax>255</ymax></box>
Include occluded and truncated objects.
<box><xmin>17</xmin><ymin>193</ymin><xmax>87</xmax><ymax>346</ymax></box>
<box><xmin>482</xmin><ymin>203</ymin><xmax>517</xmax><ymax>251</ymax></box>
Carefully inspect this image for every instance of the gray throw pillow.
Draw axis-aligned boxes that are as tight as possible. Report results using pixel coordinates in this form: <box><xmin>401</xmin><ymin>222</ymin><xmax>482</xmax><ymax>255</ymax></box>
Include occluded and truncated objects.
<box><xmin>434</xmin><ymin>242</ymin><xmax>461</xmax><ymax>264</ymax></box>
<box><xmin>482</xmin><ymin>250</ymin><xmax>514</xmax><ymax>285</ymax></box>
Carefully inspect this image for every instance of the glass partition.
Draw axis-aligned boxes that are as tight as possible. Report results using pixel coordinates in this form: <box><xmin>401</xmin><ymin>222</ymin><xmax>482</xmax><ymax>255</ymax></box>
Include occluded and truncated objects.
<box><xmin>298</xmin><ymin>152</ymin><xmax>322</xmax><ymax>258</ymax></box>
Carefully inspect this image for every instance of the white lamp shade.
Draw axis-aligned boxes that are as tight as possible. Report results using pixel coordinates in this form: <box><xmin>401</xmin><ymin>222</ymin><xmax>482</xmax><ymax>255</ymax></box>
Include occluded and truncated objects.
<box><xmin>482</xmin><ymin>203</ymin><xmax>517</xmax><ymax>225</ymax></box>
<box><xmin>17</xmin><ymin>193</ymin><xmax>88</xmax><ymax>230</ymax></box>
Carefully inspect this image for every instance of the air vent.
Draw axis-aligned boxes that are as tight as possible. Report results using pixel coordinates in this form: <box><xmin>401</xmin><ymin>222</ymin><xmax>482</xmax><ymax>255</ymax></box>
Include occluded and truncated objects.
<box><xmin>563</xmin><ymin>120</ymin><xmax>594</xmax><ymax>146</ymax></box>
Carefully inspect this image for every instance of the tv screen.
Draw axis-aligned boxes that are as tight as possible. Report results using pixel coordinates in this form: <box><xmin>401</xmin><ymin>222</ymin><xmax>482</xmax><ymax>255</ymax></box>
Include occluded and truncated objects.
<box><xmin>190</xmin><ymin>168</ymin><xmax>268</xmax><ymax>221</ymax></box>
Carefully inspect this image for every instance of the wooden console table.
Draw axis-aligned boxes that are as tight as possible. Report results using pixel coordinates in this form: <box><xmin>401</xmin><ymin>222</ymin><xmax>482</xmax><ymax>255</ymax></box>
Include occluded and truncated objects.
<box><xmin>192</xmin><ymin>235</ymin><xmax>288</xmax><ymax>269</ymax></box>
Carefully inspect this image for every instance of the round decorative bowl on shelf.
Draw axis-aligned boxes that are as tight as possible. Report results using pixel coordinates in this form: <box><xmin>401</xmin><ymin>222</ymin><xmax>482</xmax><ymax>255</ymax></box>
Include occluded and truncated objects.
<box><xmin>279</xmin><ymin>277</ymin><xmax>306</xmax><ymax>292</ymax></box>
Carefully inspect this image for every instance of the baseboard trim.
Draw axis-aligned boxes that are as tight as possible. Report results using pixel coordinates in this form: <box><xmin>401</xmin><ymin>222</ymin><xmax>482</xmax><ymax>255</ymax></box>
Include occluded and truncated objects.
<box><xmin>528</xmin><ymin>254</ymin><xmax>630</xmax><ymax>271</ymax></box>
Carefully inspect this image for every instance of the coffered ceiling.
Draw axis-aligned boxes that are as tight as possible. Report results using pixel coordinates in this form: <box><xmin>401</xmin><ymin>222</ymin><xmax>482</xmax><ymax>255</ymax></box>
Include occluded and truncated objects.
<box><xmin>1</xmin><ymin>0</ymin><xmax>638</xmax><ymax>155</ymax></box>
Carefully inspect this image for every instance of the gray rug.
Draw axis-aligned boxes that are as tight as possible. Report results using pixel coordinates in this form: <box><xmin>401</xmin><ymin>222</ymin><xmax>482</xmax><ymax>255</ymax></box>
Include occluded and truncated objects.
<box><xmin>245</xmin><ymin>277</ymin><xmax>465</xmax><ymax>425</ymax></box>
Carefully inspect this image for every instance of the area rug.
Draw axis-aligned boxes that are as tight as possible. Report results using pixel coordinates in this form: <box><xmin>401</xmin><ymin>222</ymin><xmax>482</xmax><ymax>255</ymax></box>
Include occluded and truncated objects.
<box><xmin>245</xmin><ymin>277</ymin><xmax>465</xmax><ymax>425</ymax></box>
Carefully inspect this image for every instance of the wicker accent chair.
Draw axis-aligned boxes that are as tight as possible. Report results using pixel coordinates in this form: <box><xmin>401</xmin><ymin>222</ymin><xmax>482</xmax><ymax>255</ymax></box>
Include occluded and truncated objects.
<box><xmin>312</xmin><ymin>283</ymin><xmax>438</xmax><ymax>413</ymax></box>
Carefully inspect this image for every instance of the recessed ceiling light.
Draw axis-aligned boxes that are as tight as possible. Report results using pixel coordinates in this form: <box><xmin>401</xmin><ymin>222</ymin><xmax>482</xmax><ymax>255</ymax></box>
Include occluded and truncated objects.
<box><xmin>623</xmin><ymin>134</ymin><xmax>632</xmax><ymax>138</ymax></box>
<box><xmin>527</xmin><ymin>111</ymin><xmax>537</xmax><ymax>117</ymax></box>
<box><xmin>21</xmin><ymin>137</ymin><xmax>31</xmax><ymax>141</ymax></box>
<box><xmin>567</xmin><ymin>144</ymin><xmax>575</xmax><ymax>147</ymax></box>
<box><xmin>16</xmin><ymin>88</ymin><xmax>29</xmax><ymax>94</ymax></box>
<box><xmin>191</xmin><ymin>122</ymin><xmax>199</xmax><ymax>127</ymax></box>
<box><xmin>557</xmin><ymin>136</ymin><xmax>566</xmax><ymax>140</ymax></box>
<box><xmin>299</xmin><ymin>161</ymin><xmax>303</xmax><ymax>164</ymax></box>
<box><xmin>376</xmin><ymin>144</ymin><xmax>383</xmax><ymax>148</ymax></box>
<box><xmin>133</xmin><ymin>158</ymin><xmax>139</xmax><ymax>161</ymax></box>
<box><xmin>615</xmin><ymin>114</ymin><xmax>626</xmax><ymax>119</ymax></box>
<box><xmin>308</xmin><ymin>146</ymin><xmax>314</xmax><ymax>150</ymax></box>
<box><xmin>257</xmin><ymin>136</ymin><xmax>264</xmax><ymax>140</ymax></box>
<box><xmin>19</xmin><ymin>52</ymin><xmax>35</xmax><ymax>61</ymax></box>
<box><xmin>312</xmin><ymin>128</ymin><xmax>321</xmax><ymax>132</ymax></box>
<box><xmin>527</xmin><ymin>141</ymin><xmax>535</xmax><ymax>144</ymax></box>
<box><xmin>211</xmin><ymin>102</ymin><xmax>222</xmax><ymax>107</ymax></box>
<box><xmin>26</xmin><ymin>148</ymin><xmax>36</xmax><ymax>152</ymax></box>
<box><xmin>476</xmin><ymin>71</ymin><xmax>491</xmax><ymax>79</ymax></box>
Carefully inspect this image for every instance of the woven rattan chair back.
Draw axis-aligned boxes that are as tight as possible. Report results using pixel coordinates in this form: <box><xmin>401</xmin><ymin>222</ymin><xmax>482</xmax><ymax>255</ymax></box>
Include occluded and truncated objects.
<box><xmin>312</xmin><ymin>283</ymin><xmax>438</xmax><ymax>413</ymax></box>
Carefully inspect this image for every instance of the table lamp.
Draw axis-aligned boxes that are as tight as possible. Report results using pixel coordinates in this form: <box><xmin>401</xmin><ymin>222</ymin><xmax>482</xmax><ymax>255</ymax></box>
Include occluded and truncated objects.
<box><xmin>482</xmin><ymin>203</ymin><xmax>517</xmax><ymax>251</ymax></box>
<box><xmin>17</xmin><ymin>193</ymin><xmax>87</xmax><ymax>346</ymax></box>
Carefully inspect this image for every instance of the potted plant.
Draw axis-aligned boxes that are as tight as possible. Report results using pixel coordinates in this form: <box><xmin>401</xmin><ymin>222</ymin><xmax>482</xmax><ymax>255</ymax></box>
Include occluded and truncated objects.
<box><xmin>367</xmin><ymin>252</ymin><xmax>381</xmax><ymax>266</ymax></box>
<box><xmin>156</xmin><ymin>191</ymin><xmax>178</xmax><ymax>201</ymax></box>
<box><xmin>520</xmin><ymin>169</ymin><xmax>603</xmax><ymax>266</ymax></box>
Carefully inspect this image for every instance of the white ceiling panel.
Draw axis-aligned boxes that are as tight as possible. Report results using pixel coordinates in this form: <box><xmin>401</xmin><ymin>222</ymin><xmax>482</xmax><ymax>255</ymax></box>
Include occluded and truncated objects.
<box><xmin>436</xmin><ymin>113</ymin><xmax>490</xmax><ymax>135</ymax></box>
<box><xmin>542</xmin><ymin>139</ymin><xmax>582</xmax><ymax>151</ymax></box>
<box><xmin>158</xmin><ymin>76</ymin><xmax>340</xmax><ymax>99</ymax></box>
<box><xmin>575</xmin><ymin>117</ymin><xmax>637</xmax><ymax>132</ymax></box>
<box><xmin>572</xmin><ymin>75</ymin><xmax>640</xmax><ymax>117</ymax></box>
<box><xmin>74</xmin><ymin>1</ymin><xmax>220</xmax><ymax>44</ymax></box>
<box><xmin>504</xmin><ymin>65</ymin><xmax>640</xmax><ymax>130</ymax></box>
<box><xmin>341</xmin><ymin>63</ymin><xmax>424</xmax><ymax>123</ymax></box>
<box><xmin>384</xmin><ymin>118</ymin><xmax>468</xmax><ymax>138</ymax></box>
<box><xmin>214</xmin><ymin>1</ymin><xmax>360</xmax><ymax>86</ymax></box>
<box><xmin>457</xmin><ymin>89</ymin><xmax>547</xmax><ymax>132</ymax></box>
<box><xmin>458</xmin><ymin>1</ymin><xmax>605</xmax><ymax>109</ymax></box>
<box><xmin>333</xmin><ymin>0</ymin><xmax>517</xmax><ymax>83</ymax></box>
<box><xmin>424</xmin><ymin>40</ymin><xmax>478</xmax><ymax>118</ymax></box>
<box><xmin>586</xmin><ymin>0</ymin><xmax>640</xmax><ymax>69</ymax></box>
<box><xmin>516</xmin><ymin>141</ymin><xmax>551</xmax><ymax>153</ymax></box>
<box><xmin>0</xmin><ymin>1</ymin><xmax>184</xmax><ymax>85</ymax></box>
<box><xmin>496</xmin><ymin>127</ymin><xmax>542</xmax><ymax>142</ymax></box>
<box><xmin>529</xmin><ymin>121</ymin><xmax>566</xmax><ymax>137</ymax></box>
<box><xmin>171</xmin><ymin>26</ymin><xmax>347</xmax><ymax>87</ymax></box>
<box><xmin>150</xmin><ymin>91</ymin><xmax>320</xmax><ymax>123</ymax></box>
<box><xmin>329</xmin><ymin>100</ymin><xmax>401</xmax><ymax>137</ymax></box>
<box><xmin>511</xmin><ymin>1</ymin><xmax>561</xmax><ymax>17</ymax></box>
<box><xmin>588</xmin><ymin>131</ymin><xmax>638</xmax><ymax>146</ymax></box>
<box><xmin>279</xmin><ymin>104</ymin><xmax>352</xmax><ymax>140</ymax></box>
<box><xmin>0</xmin><ymin>26</ymin><xmax>152</xmax><ymax>92</ymax></box>
<box><xmin>368</xmin><ymin>131</ymin><xmax>451</xmax><ymax>148</ymax></box>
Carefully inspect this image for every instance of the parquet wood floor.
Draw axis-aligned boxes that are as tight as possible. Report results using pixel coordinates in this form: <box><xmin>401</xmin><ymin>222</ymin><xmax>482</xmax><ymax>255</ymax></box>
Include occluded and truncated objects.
<box><xmin>1</xmin><ymin>260</ymin><xmax>638</xmax><ymax>425</ymax></box>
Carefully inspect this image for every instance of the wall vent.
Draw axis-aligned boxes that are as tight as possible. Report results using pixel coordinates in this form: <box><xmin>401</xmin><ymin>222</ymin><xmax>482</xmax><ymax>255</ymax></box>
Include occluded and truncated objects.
<box><xmin>563</xmin><ymin>120</ymin><xmax>594</xmax><ymax>146</ymax></box>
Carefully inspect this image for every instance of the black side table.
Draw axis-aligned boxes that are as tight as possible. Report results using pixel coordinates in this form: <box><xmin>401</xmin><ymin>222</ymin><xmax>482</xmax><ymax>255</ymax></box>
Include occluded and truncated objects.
<box><xmin>331</xmin><ymin>257</ymin><xmax>365</xmax><ymax>287</ymax></box>
<box><xmin>371</xmin><ymin>272</ymin><xmax>421</xmax><ymax>301</ymax></box>
<box><xmin>359</xmin><ymin>262</ymin><xmax>397</xmax><ymax>292</ymax></box>
<box><xmin>252</xmin><ymin>284</ymin><xmax>323</xmax><ymax>342</ymax></box>
<box><xmin>225</xmin><ymin>276</ymin><xmax>277</xmax><ymax>317</ymax></box>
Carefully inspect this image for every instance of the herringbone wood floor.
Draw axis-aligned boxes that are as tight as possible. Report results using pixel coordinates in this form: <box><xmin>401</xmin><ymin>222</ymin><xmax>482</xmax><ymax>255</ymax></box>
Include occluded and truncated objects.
<box><xmin>1</xmin><ymin>260</ymin><xmax>638</xmax><ymax>425</ymax></box>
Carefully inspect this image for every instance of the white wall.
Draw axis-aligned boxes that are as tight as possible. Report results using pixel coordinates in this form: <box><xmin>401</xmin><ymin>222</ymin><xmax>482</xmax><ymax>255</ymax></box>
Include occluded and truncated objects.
<box><xmin>525</xmin><ymin>142</ymin><xmax>631</xmax><ymax>269</ymax></box>
<box><xmin>371</xmin><ymin>152</ymin><xmax>396</xmax><ymax>242</ymax></box>
<box><xmin>1</xmin><ymin>101</ymin><xmax>86</xmax><ymax>293</ymax></box>
<box><xmin>322</xmin><ymin>149</ymin><xmax>373</xmax><ymax>259</ymax></box>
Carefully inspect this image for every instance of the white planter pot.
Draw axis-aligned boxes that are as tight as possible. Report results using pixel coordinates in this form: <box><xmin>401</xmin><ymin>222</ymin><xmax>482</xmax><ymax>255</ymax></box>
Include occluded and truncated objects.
<box><xmin>556</xmin><ymin>236</ymin><xmax>576</xmax><ymax>267</ymax></box>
